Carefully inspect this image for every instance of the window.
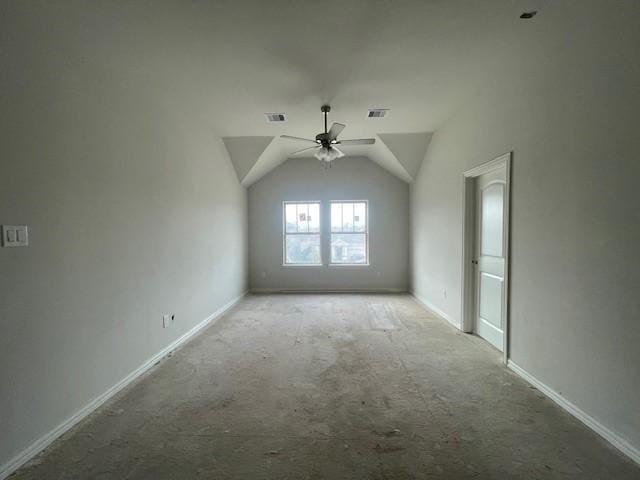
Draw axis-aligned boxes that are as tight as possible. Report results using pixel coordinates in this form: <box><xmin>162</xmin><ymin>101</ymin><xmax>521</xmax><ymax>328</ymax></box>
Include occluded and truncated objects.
<box><xmin>283</xmin><ymin>202</ymin><xmax>321</xmax><ymax>265</ymax></box>
<box><xmin>330</xmin><ymin>201</ymin><xmax>368</xmax><ymax>265</ymax></box>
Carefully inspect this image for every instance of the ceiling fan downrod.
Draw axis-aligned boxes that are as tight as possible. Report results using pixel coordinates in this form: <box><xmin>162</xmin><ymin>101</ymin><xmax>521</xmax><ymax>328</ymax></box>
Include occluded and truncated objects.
<box><xmin>321</xmin><ymin>105</ymin><xmax>330</xmax><ymax>134</ymax></box>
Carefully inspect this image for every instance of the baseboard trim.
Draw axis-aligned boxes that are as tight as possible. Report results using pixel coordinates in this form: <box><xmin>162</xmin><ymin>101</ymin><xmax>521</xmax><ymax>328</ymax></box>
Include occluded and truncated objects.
<box><xmin>410</xmin><ymin>291</ymin><xmax>461</xmax><ymax>329</ymax></box>
<box><xmin>507</xmin><ymin>360</ymin><xmax>640</xmax><ymax>466</ymax></box>
<box><xmin>0</xmin><ymin>290</ymin><xmax>248</xmax><ymax>480</ymax></box>
<box><xmin>251</xmin><ymin>288</ymin><xmax>407</xmax><ymax>294</ymax></box>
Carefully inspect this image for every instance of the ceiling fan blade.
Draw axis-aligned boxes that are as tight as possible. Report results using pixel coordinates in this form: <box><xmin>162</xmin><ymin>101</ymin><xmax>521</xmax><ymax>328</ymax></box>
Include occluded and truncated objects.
<box><xmin>336</xmin><ymin>138</ymin><xmax>376</xmax><ymax>145</ymax></box>
<box><xmin>281</xmin><ymin>135</ymin><xmax>318</xmax><ymax>145</ymax></box>
<box><xmin>328</xmin><ymin>122</ymin><xmax>346</xmax><ymax>140</ymax></box>
<box><xmin>289</xmin><ymin>145</ymin><xmax>319</xmax><ymax>156</ymax></box>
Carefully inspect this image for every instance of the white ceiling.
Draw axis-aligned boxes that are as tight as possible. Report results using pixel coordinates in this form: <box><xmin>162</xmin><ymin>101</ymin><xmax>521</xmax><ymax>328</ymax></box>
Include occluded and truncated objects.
<box><xmin>114</xmin><ymin>0</ymin><xmax>546</xmax><ymax>184</ymax></box>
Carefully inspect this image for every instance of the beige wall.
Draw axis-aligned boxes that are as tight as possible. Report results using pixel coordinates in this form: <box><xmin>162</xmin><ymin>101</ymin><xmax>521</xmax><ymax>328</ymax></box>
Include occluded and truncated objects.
<box><xmin>249</xmin><ymin>157</ymin><xmax>409</xmax><ymax>291</ymax></box>
<box><xmin>0</xmin><ymin>2</ymin><xmax>248</xmax><ymax>471</ymax></box>
<box><xmin>410</xmin><ymin>0</ymin><xmax>640</xmax><ymax>453</ymax></box>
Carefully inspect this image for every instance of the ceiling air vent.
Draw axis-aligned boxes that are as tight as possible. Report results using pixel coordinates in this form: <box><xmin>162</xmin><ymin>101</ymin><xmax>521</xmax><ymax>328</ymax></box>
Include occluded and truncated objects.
<box><xmin>367</xmin><ymin>108</ymin><xmax>389</xmax><ymax>119</ymax></box>
<box><xmin>265</xmin><ymin>112</ymin><xmax>287</xmax><ymax>123</ymax></box>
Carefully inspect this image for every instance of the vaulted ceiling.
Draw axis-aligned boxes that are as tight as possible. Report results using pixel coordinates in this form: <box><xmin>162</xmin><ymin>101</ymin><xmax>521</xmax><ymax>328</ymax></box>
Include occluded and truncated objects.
<box><xmin>224</xmin><ymin>132</ymin><xmax>433</xmax><ymax>185</ymax></box>
<box><xmin>103</xmin><ymin>0</ymin><xmax>546</xmax><ymax>185</ymax></box>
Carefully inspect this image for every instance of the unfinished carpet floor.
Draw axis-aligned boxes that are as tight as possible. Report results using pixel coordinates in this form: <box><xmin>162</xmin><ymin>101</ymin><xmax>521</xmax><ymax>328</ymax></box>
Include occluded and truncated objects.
<box><xmin>12</xmin><ymin>294</ymin><xmax>639</xmax><ymax>479</ymax></box>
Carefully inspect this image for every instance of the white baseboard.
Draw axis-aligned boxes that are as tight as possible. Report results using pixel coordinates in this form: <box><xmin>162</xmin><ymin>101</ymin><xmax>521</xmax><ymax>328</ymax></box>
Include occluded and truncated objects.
<box><xmin>0</xmin><ymin>291</ymin><xmax>247</xmax><ymax>480</ymax></box>
<box><xmin>507</xmin><ymin>360</ymin><xmax>640</xmax><ymax>466</ymax></box>
<box><xmin>251</xmin><ymin>287</ymin><xmax>407</xmax><ymax>294</ymax></box>
<box><xmin>410</xmin><ymin>291</ymin><xmax>461</xmax><ymax>329</ymax></box>
<box><xmin>407</xmin><ymin>292</ymin><xmax>639</xmax><ymax>466</ymax></box>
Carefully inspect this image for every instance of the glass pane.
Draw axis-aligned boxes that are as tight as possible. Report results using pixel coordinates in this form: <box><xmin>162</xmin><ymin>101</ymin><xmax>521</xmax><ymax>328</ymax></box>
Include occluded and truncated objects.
<box><xmin>285</xmin><ymin>204</ymin><xmax>297</xmax><ymax>233</ymax></box>
<box><xmin>285</xmin><ymin>234</ymin><xmax>321</xmax><ymax>264</ymax></box>
<box><xmin>308</xmin><ymin>203</ymin><xmax>320</xmax><ymax>233</ymax></box>
<box><xmin>342</xmin><ymin>203</ymin><xmax>354</xmax><ymax>232</ymax></box>
<box><xmin>331</xmin><ymin>203</ymin><xmax>342</xmax><ymax>232</ymax></box>
<box><xmin>481</xmin><ymin>184</ymin><xmax>504</xmax><ymax>257</ymax></box>
<box><xmin>331</xmin><ymin>233</ymin><xmax>367</xmax><ymax>264</ymax></box>
<box><xmin>353</xmin><ymin>202</ymin><xmax>366</xmax><ymax>232</ymax></box>
<box><xmin>296</xmin><ymin>204</ymin><xmax>309</xmax><ymax>233</ymax></box>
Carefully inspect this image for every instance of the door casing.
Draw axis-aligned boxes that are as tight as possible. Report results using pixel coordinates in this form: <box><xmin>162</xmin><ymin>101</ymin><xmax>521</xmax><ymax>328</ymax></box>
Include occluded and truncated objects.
<box><xmin>461</xmin><ymin>152</ymin><xmax>512</xmax><ymax>363</ymax></box>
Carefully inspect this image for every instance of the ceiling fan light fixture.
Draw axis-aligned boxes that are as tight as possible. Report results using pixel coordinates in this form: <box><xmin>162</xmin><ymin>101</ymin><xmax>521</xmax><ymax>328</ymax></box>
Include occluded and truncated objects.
<box><xmin>314</xmin><ymin>146</ymin><xmax>344</xmax><ymax>163</ymax></box>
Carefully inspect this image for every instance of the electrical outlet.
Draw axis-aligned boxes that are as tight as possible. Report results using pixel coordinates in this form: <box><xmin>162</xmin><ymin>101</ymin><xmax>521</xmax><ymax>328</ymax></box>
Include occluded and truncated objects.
<box><xmin>163</xmin><ymin>314</ymin><xmax>171</xmax><ymax>328</ymax></box>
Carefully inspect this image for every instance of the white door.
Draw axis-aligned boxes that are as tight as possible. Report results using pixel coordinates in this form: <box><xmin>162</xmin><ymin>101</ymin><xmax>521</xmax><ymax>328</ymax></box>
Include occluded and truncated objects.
<box><xmin>474</xmin><ymin>166</ymin><xmax>507</xmax><ymax>351</ymax></box>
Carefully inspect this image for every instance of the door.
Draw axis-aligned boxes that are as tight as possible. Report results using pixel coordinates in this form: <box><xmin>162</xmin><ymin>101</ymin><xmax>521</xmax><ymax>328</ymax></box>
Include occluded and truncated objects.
<box><xmin>474</xmin><ymin>166</ymin><xmax>507</xmax><ymax>351</ymax></box>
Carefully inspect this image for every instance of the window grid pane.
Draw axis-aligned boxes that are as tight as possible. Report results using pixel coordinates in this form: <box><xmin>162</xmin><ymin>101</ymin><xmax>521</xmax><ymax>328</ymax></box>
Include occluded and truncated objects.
<box><xmin>285</xmin><ymin>204</ymin><xmax>297</xmax><ymax>233</ymax></box>
<box><xmin>342</xmin><ymin>203</ymin><xmax>354</xmax><ymax>232</ymax></box>
<box><xmin>331</xmin><ymin>202</ymin><xmax>367</xmax><ymax>233</ymax></box>
<box><xmin>331</xmin><ymin>203</ymin><xmax>342</xmax><ymax>232</ymax></box>
<box><xmin>308</xmin><ymin>203</ymin><xmax>320</xmax><ymax>233</ymax></box>
<box><xmin>329</xmin><ymin>201</ymin><xmax>368</xmax><ymax>264</ymax></box>
<box><xmin>286</xmin><ymin>234</ymin><xmax>321</xmax><ymax>264</ymax></box>
<box><xmin>284</xmin><ymin>202</ymin><xmax>321</xmax><ymax>265</ymax></box>
<box><xmin>297</xmin><ymin>204</ymin><xmax>309</xmax><ymax>233</ymax></box>
<box><xmin>331</xmin><ymin>233</ymin><xmax>367</xmax><ymax>264</ymax></box>
<box><xmin>354</xmin><ymin>202</ymin><xmax>366</xmax><ymax>232</ymax></box>
<box><xmin>303</xmin><ymin>204</ymin><xmax>309</xmax><ymax>232</ymax></box>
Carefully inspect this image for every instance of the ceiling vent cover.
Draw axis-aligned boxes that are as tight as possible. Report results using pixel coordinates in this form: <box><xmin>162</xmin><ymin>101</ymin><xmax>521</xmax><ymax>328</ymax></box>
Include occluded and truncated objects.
<box><xmin>367</xmin><ymin>108</ymin><xmax>389</xmax><ymax>118</ymax></box>
<box><xmin>265</xmin><ymin>112</ymin><xmax>287</xmax><ymax>123</ymax></box>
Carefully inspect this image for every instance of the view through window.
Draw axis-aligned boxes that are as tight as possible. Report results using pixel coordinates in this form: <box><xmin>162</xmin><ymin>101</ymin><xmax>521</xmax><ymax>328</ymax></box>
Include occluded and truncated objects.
<box><xmin>283</xmin><ymin>202</ymin><xmax>321</xmax><ymax>265</ymax></box>
<box><xmin>330</xmin><ymin>201</ymin><xmax>368</xmax><ymax>264</ymax></box>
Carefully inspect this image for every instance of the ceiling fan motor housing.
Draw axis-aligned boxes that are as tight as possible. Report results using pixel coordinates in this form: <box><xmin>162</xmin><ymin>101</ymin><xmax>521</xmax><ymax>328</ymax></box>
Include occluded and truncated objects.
<box><xmin>315</xmin><ymin>132</ymin><xmax>332</xmax><ymax>146</ymax></box>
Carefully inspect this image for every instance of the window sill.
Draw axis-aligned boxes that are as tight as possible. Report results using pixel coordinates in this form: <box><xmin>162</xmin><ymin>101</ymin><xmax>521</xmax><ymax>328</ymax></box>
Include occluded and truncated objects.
<box><xmin>329</xmin><ymin>263</ymin><xmax>370</xmax><ymax>267</ymax></box>
<box><xmin>282</xmin><ymin>263</ymin><xmax>323</xmax><ymax>267</ymax></box>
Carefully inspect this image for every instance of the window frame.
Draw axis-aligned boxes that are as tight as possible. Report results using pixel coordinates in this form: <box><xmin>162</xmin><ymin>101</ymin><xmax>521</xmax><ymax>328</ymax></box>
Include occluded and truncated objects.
<box><xmin>282</xmin><ymin>201</ymin><xmax>323</xmax><ymax>267</ymax></box>
<box><xmin>329</xmin><ymin>200</ymin><xmax>370</xmax><ymax>266</ymax></box>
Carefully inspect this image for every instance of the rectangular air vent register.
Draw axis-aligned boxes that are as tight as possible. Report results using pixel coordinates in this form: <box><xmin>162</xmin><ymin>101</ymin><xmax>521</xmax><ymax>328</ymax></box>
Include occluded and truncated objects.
<box><xmin>367</xmin><ymin>108</ymin><xmax>389</xmax><ymax>118</ymax></box>
<box><xmin>265</xmin><ymin>113</ymin><xmax>287</xmax><ymax>123</ymax></box>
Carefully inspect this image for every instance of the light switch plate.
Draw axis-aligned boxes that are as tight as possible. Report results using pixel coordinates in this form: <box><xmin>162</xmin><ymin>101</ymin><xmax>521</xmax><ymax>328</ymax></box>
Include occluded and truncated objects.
<box><xmin>2</xmin><ymin>225</ymin><xmax>28</xmax><ymax>247</ymax></box>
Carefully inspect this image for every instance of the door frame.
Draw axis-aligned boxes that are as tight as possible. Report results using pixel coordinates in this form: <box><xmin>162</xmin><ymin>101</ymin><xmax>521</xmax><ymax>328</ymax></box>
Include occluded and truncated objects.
<box><xmin>461</xmin><ymin>151</ymin><xmax>512</xmax><ymax>363</ymax></box>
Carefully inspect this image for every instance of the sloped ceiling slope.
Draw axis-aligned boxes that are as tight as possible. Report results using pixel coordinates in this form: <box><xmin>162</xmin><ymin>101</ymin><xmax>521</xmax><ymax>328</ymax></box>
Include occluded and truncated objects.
<box><xmin>223</xmin><ymin>136</ymin><xmax>274</xmax><ymax>183</ymax></box>
<box><xmin>378</xmin><ymin>133</ymin><xmax>433</xmax><ymax>180</ymax></box>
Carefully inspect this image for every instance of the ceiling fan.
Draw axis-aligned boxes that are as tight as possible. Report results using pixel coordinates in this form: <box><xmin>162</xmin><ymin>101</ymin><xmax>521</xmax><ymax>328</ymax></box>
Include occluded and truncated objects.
<box><xmin>281</xmin><ymin>105</ymin><xmax>375</xmax><ymax>165</ymax></box>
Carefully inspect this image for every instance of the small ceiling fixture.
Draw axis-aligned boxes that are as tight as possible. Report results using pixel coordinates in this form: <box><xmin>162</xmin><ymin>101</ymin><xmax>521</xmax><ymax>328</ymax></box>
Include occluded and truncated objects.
<box><xmin>265</xmin><ymin>112</ymin><xmax>286</xmax><ymax>123</ymax></box>
<box><xmin>520</xmin><ymin>11</ymin><xmax>537</xmax><ymax>19</ymax></box>
<box><xmin>280</xmin><ymin>105</ymin><xmax>376</xmax><ymax>167</ymax></box>
<box><xmin>367</xmin><ymin>108</ymin><xmax>389</xmax><ymax>118</ymax></box>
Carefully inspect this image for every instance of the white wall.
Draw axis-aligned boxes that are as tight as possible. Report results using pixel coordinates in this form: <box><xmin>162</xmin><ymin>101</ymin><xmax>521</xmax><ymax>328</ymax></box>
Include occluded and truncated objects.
<box><xmin>411</xmin><ymin>1</ymin><xmax>640</xmax><ymax>454</ymax></box>
<box><xmin>249</xmin><ymin>157</ymin><xmax>409</xmax><ymax>291</ymax></box>
<box><xmin>0</xmin><ymin>2</ymin><xmax>248</xmax><ymax>471</ymax></box>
